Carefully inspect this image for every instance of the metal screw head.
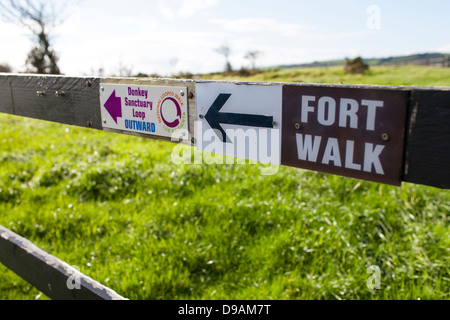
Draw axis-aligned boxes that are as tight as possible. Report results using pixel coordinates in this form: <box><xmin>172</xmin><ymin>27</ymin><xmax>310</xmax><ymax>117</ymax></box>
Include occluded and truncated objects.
<box><xmin>180</xmin><ymin>91</ymin><xmax>185</xmax><ymax>97</ymax></box>
<box><xmin>295</xmin><ymin>123</ymin><xmax>301</xmax><ymax>130</ymax></box>
<box><xmin>103</xmin><ymin>119</ymin><xmax>107</xmax><ymax>124</ymax></box>
<box><xmin>199</xmin><ymin>114</ymin><xmax>204</xmax><ymax>119</ymax></box>
<box><xmin>101</xmin><ymin>87</ymin><xmax>105</xmax><ymax>92</ymax></box>
<box><xmin>272</xmin><ymin>121</ymin><xmax>277</xmax><ymax>127</ymax></box>
<box><xmin>381</xmin><ymin>133</ymin><xmax>390</xmax><ymax>141</ymax></box>
<box><xmin>188</xmin><ymin>91</ymin><xmax>194</xmax><ymax>99</ymax></box>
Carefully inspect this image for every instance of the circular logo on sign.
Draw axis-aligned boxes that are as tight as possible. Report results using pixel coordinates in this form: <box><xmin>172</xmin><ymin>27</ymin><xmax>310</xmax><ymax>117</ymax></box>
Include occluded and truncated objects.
<box><xmin>160</xmin><ymin>97</ymin><xmax>181</xmax><ymax>128</ymax></box>
<box><xmin>156</xmin><ymin>91</ymin><xmax>186</xmax><ymax>133</ymax></box>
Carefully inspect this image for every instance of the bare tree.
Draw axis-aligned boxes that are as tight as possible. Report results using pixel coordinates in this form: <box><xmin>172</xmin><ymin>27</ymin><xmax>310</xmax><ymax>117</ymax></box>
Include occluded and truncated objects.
<box><xmin>0</xmin><ymin>0</ymin><xmax>76</xmax><ymax>74</ymax></box>
<box><xmin>215</xmin><ymin>44</ymin><xmax>232</xmax><ymax>73</ymax></box>
<box><xmin>245</xmin><ymin>51</ymin><xmax>261</xmax><ymax>70</ymax></box>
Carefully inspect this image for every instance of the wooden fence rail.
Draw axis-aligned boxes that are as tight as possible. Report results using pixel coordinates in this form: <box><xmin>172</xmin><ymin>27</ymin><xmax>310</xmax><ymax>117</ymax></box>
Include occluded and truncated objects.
<box><xmin>0</xmin><ymin>73</ymin><xmax>449</xmax><ymax>189</ymax></box>
<box><xmin>0</xmin><ymin>225</ymin><xmax>126</xmax><ymax>300</ymax></box>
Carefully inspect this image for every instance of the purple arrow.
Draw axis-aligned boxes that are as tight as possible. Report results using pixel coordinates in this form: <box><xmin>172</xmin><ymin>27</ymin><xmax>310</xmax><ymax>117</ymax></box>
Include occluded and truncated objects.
<box><xmin>104</xmin><ymin>90</ymin><xmax>122</xmax><ymax>124</ymax></box>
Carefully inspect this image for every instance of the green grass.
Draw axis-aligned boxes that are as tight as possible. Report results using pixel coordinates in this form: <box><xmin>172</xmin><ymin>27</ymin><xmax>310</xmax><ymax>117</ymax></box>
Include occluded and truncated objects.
<box><xmin>205</xmin><ymin>65</ymin><xmax>450</xmax><ymax>87</ymax></box>
<box><xmin>0</xmin><ymin>65</ymin><xmax>449</xmax><ymax>300</ymax></box>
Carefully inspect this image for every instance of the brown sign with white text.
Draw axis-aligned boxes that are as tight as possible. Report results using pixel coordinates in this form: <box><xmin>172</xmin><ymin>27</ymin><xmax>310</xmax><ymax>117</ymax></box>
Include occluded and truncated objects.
<box><xmin>281</xmin><ymin>86</ymin><xmax>408</xmax><ymax>185</ymax></box>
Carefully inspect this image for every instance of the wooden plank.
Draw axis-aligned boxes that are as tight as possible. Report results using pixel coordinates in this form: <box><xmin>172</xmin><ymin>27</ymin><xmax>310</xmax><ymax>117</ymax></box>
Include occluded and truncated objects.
<box><xmin>1</xmin><ymin>74</ymin><xmax>197</xmax><ymax>145</ymax></box>
<box><xmin>0</xmin><ymin>225</ymin><xmax>126</xmax><ymax>300</ymax></box>
<box><xmin>403</xmin><ymin>89</ymin><xmax>450</xmax><ymax>189</ymax></box>
<box><xmin>1</xmin><ymin>74</ymin><xmax>450</xmax><ymax>189</ymax></box>
<box><xmin>9</xmin><ymin>74</ymin><xmax>102</xmax><ymax>129</ymax></box>
<box><xmin>0</xmin><ymin>75</ymin><xmax>14</xmax><ymax>114</ymax></box>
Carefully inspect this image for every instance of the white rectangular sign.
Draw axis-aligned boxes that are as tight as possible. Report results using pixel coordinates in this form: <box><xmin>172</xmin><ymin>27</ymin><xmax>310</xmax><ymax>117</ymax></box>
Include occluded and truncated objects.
<box><xmin>100</xmin><ymin>83</ymin><xmax>189</xmax><ymax>139</ymax></box>
<box><xmin>196</xmin><ymin>82</ymin><xmax>282</xmax><ymax>165</ymax></box>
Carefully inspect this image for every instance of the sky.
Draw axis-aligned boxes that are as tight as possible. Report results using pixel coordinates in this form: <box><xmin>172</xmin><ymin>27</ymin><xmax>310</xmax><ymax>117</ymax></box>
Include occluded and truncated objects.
<box><xmin>1</xmin><ymin>0</ymin><xmax>450</xmax><ymax>77</ymax></box>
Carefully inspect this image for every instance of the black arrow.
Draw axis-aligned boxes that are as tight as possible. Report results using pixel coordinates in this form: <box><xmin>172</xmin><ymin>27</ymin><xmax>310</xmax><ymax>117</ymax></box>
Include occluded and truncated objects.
<box><xmin>204</xmin><ymin>93</ymin><xmax>274</xmax><ymax>143</ymax></box>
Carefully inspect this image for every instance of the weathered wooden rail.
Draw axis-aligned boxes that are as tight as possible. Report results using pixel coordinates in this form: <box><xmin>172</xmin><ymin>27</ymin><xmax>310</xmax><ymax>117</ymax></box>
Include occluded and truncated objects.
<box><xmin>0</xmin><ymin>225</ymin><xmax>126</xmax><ymax>300</ymax></box>
<box><xmin>0</xmin><ymin>73</ymin><xmax>449</xmax><ymax>299</ymax></box>
<box><xmin>0</xmin><ymin>73</ymin><xmax>449</xmax><ymax>188</ymax></box>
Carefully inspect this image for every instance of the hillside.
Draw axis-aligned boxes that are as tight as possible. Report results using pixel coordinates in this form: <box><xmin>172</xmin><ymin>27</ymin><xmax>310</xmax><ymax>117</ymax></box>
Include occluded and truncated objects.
<box><xmin>278</xmin><ymin>53</ymin><xmax>450</xmax><ymax>69</ymax></box>
<box><xmin>203</xmin><ymin>64</ymin><xmax>450</xmax><ymax>87</ymax></box>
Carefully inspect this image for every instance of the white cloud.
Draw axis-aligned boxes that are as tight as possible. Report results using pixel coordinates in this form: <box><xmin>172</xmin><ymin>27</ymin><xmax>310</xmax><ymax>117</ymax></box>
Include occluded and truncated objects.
<box><xmin>209</xmin><ymin>18</ymin><xmax>313</xmax><ymax>37</ymax></box>
<box><xmin>178</xmin><ymin>0</ymin><xmax>219</xmax><ymax>18</ymax></box>
<box><xmin>159</xmin><ymin>0</ymin><xmax>219</xmax><ymax>21</ymax></box>
<box><xmin>58</xmin><ymin>29</ymin><xmax>229</xmax><ymax>76</ymax></box>
<box><xmin>56</xmin><ymin>5</ymin><xmax>83</xmax><ymax>37</ymax></box>
<box><xmin>210</xmin><ymin>17</ymin><xmax>376</xmax><ymax>40</ymax></box>
<box><xmin>159</xmin><ymin>2</ymin><xmax>176</xmax><ymax>22</ymax></box>
<box><xmin>436</xmin><ymin>44</ymin><xmax>450</xmax><ymax>53</ymax></box>
<box><xmin>0</xmin><ymin>22</ymin><xmax>31</xmax><ymax>72</ymax></box>
<box><xmin>297</xmin><ymin>30</ymin><xmax>376</xmax><ymax>41</ymax></box>
<box><xmin>0</xmin><ymin>21</ymin><xmax>27</xmax><ymax>37</ymax></box>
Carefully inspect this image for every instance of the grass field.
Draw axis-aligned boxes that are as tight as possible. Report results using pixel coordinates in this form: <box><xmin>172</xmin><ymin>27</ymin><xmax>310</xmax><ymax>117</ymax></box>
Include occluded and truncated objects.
<box><xmin>0</xmin><ymin>65</ymin><xmax>449</xmax><ymax>300</ymax></box>
<box><xmin>205</xmin><ymin>65</ymin><xmax>450</xmax><ymax>87</ymax></box>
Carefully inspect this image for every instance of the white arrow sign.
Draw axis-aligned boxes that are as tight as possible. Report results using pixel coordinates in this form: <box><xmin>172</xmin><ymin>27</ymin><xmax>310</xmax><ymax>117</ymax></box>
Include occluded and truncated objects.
<box><xmin>196</xmin><ymin>82</ymin><xmax>282</xmax><ymax>166</ymax></box>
